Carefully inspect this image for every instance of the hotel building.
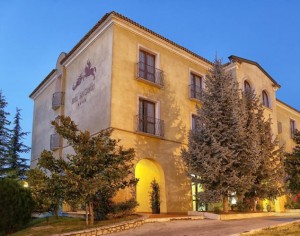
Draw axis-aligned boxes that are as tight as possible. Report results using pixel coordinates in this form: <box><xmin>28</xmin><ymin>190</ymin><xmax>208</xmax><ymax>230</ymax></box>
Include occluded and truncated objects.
<box><xmin>30</xmin><ymin>12</ymin><xmax>300</xmax><ymax>213</ymax></box>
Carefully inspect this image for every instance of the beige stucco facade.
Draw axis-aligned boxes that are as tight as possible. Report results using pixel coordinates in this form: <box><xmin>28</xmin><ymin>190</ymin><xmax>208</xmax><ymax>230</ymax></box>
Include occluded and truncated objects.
<box><xmin>30</xmin><ymin>12</ymin><xmax>300</xmax><ymax>213</ymax></box>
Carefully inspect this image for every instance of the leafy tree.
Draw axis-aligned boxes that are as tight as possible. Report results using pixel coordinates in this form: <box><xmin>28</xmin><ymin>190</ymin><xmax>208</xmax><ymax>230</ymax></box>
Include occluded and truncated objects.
<box><xmin>285</xmin><ymin>129</ymin><xmax>300</xmax><ymax>194</ymax></box>
<box><xmin>27</xmin><ymin>150</ymin><xmax>65</xmax><ymax>218</ymax></box>
<box><xmin>182</xmin><ymin>58</ymin><xmax>257</xmax><ymax>212</ymax></box>
<box><xmin>29</xmin><ymin>116</ymin><xmax>138</xmax><ymax>225</ymax></box>
<box><xmin>0</xmin><ymin>178</ymin><xmax>34</xmax><ymax>235</ymax></box>
<box><xmin>52</xmin><ymin>116</ymin><xmax>137</xmax><ymax>225</ymax></box>
<box><xmin>0</xmin><ymin>90</ymin><xmax>10</xmax><ymax>176</ymax></box>
<box><xmin>6</xmin><ymin>108</ymin><xmax>30</xmax><ymax>179</ymax></box>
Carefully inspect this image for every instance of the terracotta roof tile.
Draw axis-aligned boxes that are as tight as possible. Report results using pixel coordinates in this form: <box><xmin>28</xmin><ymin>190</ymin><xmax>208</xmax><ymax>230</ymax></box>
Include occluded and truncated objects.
<box><xmin>61</xmin><ymin>11</ymin><xmax>212</xmax><ymax>65</ymax></box>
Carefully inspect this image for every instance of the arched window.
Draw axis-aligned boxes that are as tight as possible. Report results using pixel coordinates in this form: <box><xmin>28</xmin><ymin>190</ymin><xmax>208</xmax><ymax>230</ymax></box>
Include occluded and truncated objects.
<box><xmin>262</xmin><ymin>90</ymin><xmax>270</xmax><ymax>108</ymax></box>
<box><xmin>244</xmin><ymin>80</ymin><xmax>251</xmax><ymax>92</ymax></box>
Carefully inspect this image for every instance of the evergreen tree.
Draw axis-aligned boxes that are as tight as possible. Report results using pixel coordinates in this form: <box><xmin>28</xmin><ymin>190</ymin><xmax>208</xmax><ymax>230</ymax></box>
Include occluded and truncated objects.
<box><xmin>243</xmin><ymin>90</ymin><xmax>285</xmax><ymax>210</ymax></box>
<box><xmin>182</xmin><ymin>58</ymin><xmax>257</xmax><ymax>213</ymax></box>
<box><xmin>6</xmin><ymin>108</ymin><xmax>30</xmax><ymax>179</ymax></box>
<box><xmin>285</xmin><ymin>130</ymin><xmax>300</xmax><ymax>194</ymax></box>
<box><xmin>0</xmin><ymin>90</ymin><xmax>11</xmax><ymax>177</ymax></box>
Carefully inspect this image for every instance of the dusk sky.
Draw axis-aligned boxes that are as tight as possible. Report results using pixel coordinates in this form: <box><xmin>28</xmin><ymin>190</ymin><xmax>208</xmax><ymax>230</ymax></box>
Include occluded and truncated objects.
<box><xmin>1</xmin><ymin>0</ymin><xmax>300</xmax><ymax>162</ymax></box>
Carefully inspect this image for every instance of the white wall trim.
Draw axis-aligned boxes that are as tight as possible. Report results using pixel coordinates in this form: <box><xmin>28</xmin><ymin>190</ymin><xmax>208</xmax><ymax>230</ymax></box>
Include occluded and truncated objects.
<box><xmin>137</xmin><ymin>95</ymin><xmax>160</xmax><ymax>120</ymax></box>
<box><xmin>137</xmin><ymin>43</ymin><xmax>160</xmax><ymax>69</ymax></box>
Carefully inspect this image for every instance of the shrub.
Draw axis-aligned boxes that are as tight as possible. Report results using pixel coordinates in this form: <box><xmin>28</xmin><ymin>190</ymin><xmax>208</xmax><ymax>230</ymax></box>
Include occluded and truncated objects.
<box><xmin>110</xmin><ymin>199</ymin><xmax>139</xmax><ymax>218</ymax></box>
<box><xmin>285</xmin><ymin>194</ymin><xmax>300</xmax><ymax>209</ymax></box>
<box><xmin>0</xmin><ymin>178</ymin><xmax>35</xmax><ymax>235</ymax></box>
<box><xmin>93</xmin><ymin>187</ymin><xmax>114</xmax><ymax>221</ymax></box>
<box><xmin>236</xmin><ymin>199</ymin><xmax>251</xmax><ymax>212</ymax></box>
<box><xmin>256</xmin><ymin>204</ymin><xmax>262</xmax><ymax>211</ymax></box>
<box><xmin>213</xmin><ymin>206</ymin><xmax>221</xmax><ymax>214</ymax></box>
<box><xmin>149</xmin><ymin>179</ymin><xmax>160</xmax><ymax>214</ymax></box>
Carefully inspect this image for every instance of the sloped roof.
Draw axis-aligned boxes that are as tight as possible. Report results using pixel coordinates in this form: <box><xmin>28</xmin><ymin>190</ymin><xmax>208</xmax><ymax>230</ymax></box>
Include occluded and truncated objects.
<box><xmin>29</xmin><ymin>69</ymin><xmax>56</xmax><ymax>98</ymax></box>
<box><xmin>228</xmin><ymin>55</ymin><xmax>281</xmax><ymax>88</ymax></box>
<box><xmin>60</xmin><ymin>11</ymin><xmax>212</xmax><ymax>65</ymax></box>
<box><xmin>276</xmin><ymin>98</ymin><xmax>300</xmax><ymax>114</ymax></box>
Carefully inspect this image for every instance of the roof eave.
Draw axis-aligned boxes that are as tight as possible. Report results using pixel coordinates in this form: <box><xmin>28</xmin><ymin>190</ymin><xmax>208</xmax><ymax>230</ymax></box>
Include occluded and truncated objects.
<box><xmin>228</xmin><ymin>55</ymin><xmax>281</xmax><ymax>89</ymax></box>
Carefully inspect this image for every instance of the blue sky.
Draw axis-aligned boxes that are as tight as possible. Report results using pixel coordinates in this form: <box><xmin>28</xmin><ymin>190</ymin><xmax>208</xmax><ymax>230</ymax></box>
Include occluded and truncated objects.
<box><xmin>1</xmin><ymin>0</ymin><xmax>300</xmax><ymax>161</ymax></box>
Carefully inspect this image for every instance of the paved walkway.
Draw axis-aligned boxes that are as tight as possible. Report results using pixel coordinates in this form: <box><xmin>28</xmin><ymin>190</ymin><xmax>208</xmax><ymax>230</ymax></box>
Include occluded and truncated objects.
<box><xmin>109</xmin><ymin>216</ymin><xmax>300</xmax><ymax>236</ymax></box>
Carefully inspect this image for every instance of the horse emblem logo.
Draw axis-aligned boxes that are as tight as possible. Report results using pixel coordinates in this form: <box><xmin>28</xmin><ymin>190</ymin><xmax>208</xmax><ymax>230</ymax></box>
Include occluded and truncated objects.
<box><xmin>72</xmin><ymin>60</ymin><xmax>96</xmax><ymax>91</ymax></box>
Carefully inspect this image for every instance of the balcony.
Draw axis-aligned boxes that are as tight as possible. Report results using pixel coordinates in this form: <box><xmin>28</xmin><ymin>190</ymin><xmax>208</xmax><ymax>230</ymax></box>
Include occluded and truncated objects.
<box><xmin>136</xmin><ymin>62</ymin><xmax>164</xmax><ymax>87</ymax></box>
<box><xmin>52</xmin><ymin>92</ymin><xmax>64</xmax><ymax>110</ymax></box>
<box><xmin>136</xmin><ymin>115</ymin><xmax>164</xmax><ymax>137</ymax></box>
<box><xmin>189</xmin><ymin>84</ymin><xmax>203</xmax><ymax>101</ymax></box>
<box><xmin>50</xmin><ymin>133</ymin><xmax>62</xmax><ymax>150</ymax></box>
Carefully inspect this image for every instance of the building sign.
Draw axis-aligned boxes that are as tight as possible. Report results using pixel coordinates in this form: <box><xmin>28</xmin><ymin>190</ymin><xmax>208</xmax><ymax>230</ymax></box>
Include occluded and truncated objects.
<box><xmin>71</xmin><ymin>60</ymin><xmax>97</xmax><ymax>107</ymax></box>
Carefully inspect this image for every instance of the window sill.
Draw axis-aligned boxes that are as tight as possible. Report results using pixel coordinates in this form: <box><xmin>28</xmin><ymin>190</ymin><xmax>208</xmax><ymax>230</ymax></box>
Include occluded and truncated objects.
<box><xmin>135</xmin><ymin>130</ymin><xmax>164</xmax><ymax>140</ymax></box>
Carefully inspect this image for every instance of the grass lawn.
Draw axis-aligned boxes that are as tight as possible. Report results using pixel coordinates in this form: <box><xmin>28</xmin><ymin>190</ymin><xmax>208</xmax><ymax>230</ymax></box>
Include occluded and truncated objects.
<box><xmin>241</xmin><ymin>221</ymin><xmax>300</xmax><ymax>236</ymax></box>
<box><xmin>11</xmin><ymin>215</ymin><xmax>141</xmax><ymax>236</ymax></box>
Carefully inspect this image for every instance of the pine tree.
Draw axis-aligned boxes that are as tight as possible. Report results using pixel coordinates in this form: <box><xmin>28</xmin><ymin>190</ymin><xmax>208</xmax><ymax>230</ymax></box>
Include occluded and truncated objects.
<box><xmin>0</xmin><ymin>91</ymin><xmax>11</xmax><ymax>177</ymax></box>
<box><xmin>285</xmin><ymin>130</ymin><xmax>300</xmax><ymax>194</ymax></box>
<box><xmin>182</xmin><ymin>58</ymin><xmax>257</xmax><ymax>213</ymax></box>
<box><xmin>243</xmin><ymin>90</ymin><xmax>285</xmax><ymax>210</ymax></box>
<box><xmin>6</xmin><ymin>108</ymin><xmax>30</xmax><ymax>179</ymax></box>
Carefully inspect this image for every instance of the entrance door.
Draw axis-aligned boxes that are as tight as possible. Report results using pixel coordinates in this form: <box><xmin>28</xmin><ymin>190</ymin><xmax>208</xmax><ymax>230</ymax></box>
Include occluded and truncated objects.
<box><xmin>135</xmin><ymin>159</ymin><xmax>167</xmax><ymax>213</ymax></box>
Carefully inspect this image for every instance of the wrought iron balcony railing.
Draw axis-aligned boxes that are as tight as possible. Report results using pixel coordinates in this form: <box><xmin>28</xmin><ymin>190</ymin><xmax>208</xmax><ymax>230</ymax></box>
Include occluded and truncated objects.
<box><xmin>189</xmin><ymin>84</ymin><xmax>203</xmax><ymax>101</ymax></box>
<box><xmin>50</xmin><ymin>133</ymin><xmax>62</xmax><ymax>150</ymax></box>
<box><xmin>136</xmin><ymin>115</ymin><xmax>164</xmax><ymax>137</ymax></box>
<box><xmin>136</xmin><ymin>62</ymin><xmax>164</xmax><ymax>87</ymax></box>
<box><xmin>52</xmin><ymin>92</ymin><xmax>65</xmax><ymax>110</ymax></box>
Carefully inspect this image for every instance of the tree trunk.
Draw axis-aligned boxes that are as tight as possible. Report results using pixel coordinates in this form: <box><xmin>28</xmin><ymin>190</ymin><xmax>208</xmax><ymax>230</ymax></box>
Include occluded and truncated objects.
<box><xmin>252</xmin><ymin>198</ymin><xmax>257</xmax><ymax>212</ymax></box>
<box><xmin>89</xmin><ymin>201</ymin><xmax>94</xmax><ymax>225</ymax></box>
<box><xmin>54</xmin><ymin>207</ymin><xmax>59</xmax><ymax>219</ymax></box>
<box><xmin>85</xmin><ymin>204</ymin><xmax>89</xmax><ymax>225</ymax></box>
<box><xmin>223</xmin><ymin>195</ymin><xmax>228</xmax><ymax>213</ymax></box>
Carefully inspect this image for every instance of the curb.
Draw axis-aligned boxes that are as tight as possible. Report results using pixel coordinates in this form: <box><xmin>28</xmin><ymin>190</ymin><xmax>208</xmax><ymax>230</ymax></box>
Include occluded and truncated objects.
<box><xmin>52</xmin><ymin>214</ymin><xmax>148</xmax><ymax>236</ymax></box>
<box><xmin>145</xmin><ymin>215</ymin><xmax>204</xmax><ymax>223</ymax></box>
<box><xmin>230</xmin><ymin>219</ymin><xmax>300</xmax><ymax>236</ymax></box>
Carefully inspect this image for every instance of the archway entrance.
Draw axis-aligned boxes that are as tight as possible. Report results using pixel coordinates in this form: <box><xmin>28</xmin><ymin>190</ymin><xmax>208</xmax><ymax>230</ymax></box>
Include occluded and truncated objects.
<box><xmin>135</xmin><ymin>159</ymin><xmax>167</xmax><ymax>213</ymax></box>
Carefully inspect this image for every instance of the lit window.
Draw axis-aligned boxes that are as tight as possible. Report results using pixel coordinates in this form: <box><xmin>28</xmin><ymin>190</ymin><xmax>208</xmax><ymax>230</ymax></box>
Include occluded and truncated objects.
<box><xmin>262</xmin><ymin>90</ymin><xmax>270</xmax><ymax>108</ymax></box>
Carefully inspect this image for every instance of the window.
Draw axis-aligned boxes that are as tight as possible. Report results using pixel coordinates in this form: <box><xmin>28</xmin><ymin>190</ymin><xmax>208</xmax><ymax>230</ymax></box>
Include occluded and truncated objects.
<box><xmin>137</xmin><ymin>50</ymin><xmax>164</xmax><ymax>86</ymax></box>
<box><xmin>191</xmin><ymin>114</ymin><xmax>200</xmax><ymax>130</ymax></box>
<box><xmin>290</xmin><ymin>119</ymin><xmax>296</xmax><ymax>138</ymax></box>
<box><xmin>139</xmin><ymin>99</ymin><xmax>155</xmax><ymax>134</ymax></box>
<box><xmin>137</xmin><ymin>98</ymin><xmax>164</xmax><ymax>137</ymax></box>
<box><xmin>139</xmin><ymin>50</ymin><xmax>155</xmax><ymax>82</ymax></box>
<box><xmin>262</xmin><ymin>90</ymin><xmax>270</xmax><ymax>108</ymax></box>
<box><xmin>244</xmin><ymin>80</ymin><xmax>251</xmax><ymax>93</ymax></box>
<box><xmin>190</xmin><ymin>73</ymin><xmax>203</xmax><ymax>100</ymax></box>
